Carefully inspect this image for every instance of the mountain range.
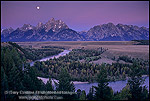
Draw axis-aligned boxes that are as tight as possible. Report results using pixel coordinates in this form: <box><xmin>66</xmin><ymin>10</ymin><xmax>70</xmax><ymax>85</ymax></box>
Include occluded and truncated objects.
<box><xmin>1</xmin><ymin>18</ymin><xmax>149</xmax><ymax>42</ymax></box>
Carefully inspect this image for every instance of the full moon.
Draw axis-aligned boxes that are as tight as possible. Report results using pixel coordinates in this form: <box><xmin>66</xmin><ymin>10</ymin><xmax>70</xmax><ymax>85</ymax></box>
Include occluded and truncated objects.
<box><xmin>36</xmin><ymin>6</ymin><xmax>40</xmax><ymax>10</ymax></box>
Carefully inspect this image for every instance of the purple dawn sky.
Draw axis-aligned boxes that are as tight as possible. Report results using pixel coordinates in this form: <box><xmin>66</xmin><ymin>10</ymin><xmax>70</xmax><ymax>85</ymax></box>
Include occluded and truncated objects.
<box><xmin>1</xmin><ymin>1</ymin><xmax>149</xmax><ymax>31</ymax></box>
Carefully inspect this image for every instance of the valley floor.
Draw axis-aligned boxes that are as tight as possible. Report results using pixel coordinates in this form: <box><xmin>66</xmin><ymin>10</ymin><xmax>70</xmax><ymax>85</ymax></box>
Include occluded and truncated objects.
<box><xmin>16</xmin><ymin>41</ymin><xmax>149</xmax><ymax>60</ymax></box>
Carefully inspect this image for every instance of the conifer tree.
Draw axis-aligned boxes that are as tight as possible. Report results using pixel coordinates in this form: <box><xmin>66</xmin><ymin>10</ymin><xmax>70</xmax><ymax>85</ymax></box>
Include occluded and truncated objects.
<box><xmin>55</xmin><ymin>68</ymin><xmax>75</xmax><ymax>99</ymax></box>
<box><xmin>1</xmin><ymin>66</ymin><xmax>9</xmax><ymax>101</ymax></box>
<box><xmin>128</xmin><ymin>60</ymin><xmax>149</xmax><ymax>100</ymax></box>
<box><xmin>45</xmin><ymin>76</ymin><xmax>54</xmax><ymax>91</ymax></box>
<box><xmin>76</xmin><ymin>89</ymin><xmax>82</xmax><ymax>99</ymax></box>
<box><xmin>94</xmin><ymin>63</ymin><xmax>113</xmax><ymax>100</ymax></box>
<box><xmin>56</xmin><ymin>68</ymin><xmax>75</xmax><ymax>91</ymax></box>
<box><xmin>87</xmin><ymin>86</ymin><xmax>94</xmax><ymax>100</ymax></box>
<box><xmin>79</xmin><ymin>90</ymin><xmax>86</xmax><ymax>100</ymax></box>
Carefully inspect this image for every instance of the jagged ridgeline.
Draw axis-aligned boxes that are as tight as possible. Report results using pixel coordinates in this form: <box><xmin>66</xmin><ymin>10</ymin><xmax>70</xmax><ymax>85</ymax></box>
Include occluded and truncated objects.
<box><xmin>1</xmin><ymin>18</ymin><xmax>149</xmax><ymax>42</ymax></box>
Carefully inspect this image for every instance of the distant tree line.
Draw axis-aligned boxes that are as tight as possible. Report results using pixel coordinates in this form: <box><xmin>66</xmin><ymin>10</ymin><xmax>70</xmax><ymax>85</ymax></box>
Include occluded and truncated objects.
<box><xmin>34</xmin><ymin>48</ymin><xmax>149</xmax><ymax>82</ymax></box>
<box><xmin>132</xmin><ymin>40</ymin><xmax>149</xmax><ymax>45</ymax></box>
<box><xmin>118</xmin><ymin>55</ymin><xmax>149</xmax><ymax>66</ymax></box>
<box><xmin>69</xmin><ymin>48</ymin><xmax>107</xmax><ymax>62</ymax></box>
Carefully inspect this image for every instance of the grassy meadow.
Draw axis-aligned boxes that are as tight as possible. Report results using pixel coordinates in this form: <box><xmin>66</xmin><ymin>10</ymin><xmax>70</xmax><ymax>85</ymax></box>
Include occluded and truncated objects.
<box><xmin>16</xmin><ymin>41</ymin><xmax>149</xmax><ymax>60</ymax></box>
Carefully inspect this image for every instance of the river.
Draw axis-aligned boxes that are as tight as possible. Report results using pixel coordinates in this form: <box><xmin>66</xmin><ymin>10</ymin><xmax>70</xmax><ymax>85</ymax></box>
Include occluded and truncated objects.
<box><xmin>30</xmin><ymin>50</ymin><xmax>71</xmax><ymax>66</ymax></box>
<box><xmin>74</xmin><ymin>76</ymin><xmax>149</xmax><ymax>94</ymax></box>
<box><xmin>37</xmin><ymin>76</ymin><xmax>149</xmax><ymax>94</ymax></box>
<box><xmin>31</xmin><ymin>49</ymin><xmax>149</xmax><ymax>94</ymax></box>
